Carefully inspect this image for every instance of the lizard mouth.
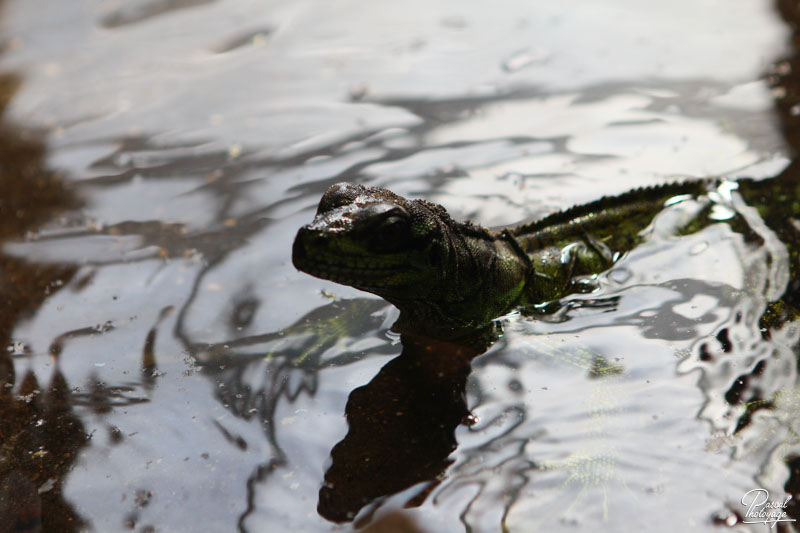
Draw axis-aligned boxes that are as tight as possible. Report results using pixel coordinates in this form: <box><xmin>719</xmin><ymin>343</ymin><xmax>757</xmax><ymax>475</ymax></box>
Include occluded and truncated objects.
<box><xmin>292</xmin><ymin>234</ymin><xmax>410</xmax><ymax>289</ymax></box>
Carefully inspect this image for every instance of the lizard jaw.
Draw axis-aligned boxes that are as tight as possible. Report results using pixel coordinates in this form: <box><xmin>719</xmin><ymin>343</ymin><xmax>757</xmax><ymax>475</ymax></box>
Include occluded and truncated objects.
<box><xmin>292</xmin><ymin>232</ymin><xmax>413</xmax><ymax>290</ymax></box>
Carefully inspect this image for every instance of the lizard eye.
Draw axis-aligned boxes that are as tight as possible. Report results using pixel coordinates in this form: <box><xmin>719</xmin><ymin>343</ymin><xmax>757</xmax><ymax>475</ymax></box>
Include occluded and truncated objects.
<box><xmin>371</xmin><ymin>215</ymin><xmax>410</xmax><ymax>251</ymax></box>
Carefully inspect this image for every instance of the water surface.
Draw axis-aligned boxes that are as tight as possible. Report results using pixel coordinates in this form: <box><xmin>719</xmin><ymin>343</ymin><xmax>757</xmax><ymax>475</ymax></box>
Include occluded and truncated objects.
<box><xmin>0</xmin><ymin>0</ymin><xmax>796</xmax><ymax>531</ymax></box>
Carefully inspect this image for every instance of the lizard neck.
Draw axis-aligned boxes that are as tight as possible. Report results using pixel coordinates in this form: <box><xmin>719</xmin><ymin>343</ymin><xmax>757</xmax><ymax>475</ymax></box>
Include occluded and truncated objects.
<box><xmin>390</xmin><ymin>226</ymin><xmax>532</xmax><ymax>336</ymax></box>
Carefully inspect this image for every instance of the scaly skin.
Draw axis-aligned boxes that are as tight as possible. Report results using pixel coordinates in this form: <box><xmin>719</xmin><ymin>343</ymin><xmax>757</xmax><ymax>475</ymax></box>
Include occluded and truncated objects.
<box><xmin>292</xmin><ymin>183</ymin><xmax>529</xmax><ymax>333</ymax></box>
<box><xmin>292</xmin><ymin>177</ymin><xmax>800</xmax><ymax>337</ymax></box>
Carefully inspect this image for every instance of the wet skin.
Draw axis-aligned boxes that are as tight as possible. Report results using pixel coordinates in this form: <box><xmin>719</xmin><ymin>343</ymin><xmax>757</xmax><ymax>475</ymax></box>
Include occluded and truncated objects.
<box><xmin>293</xmin><ymin>175</ymin><xmax>800</xmax><ymax>339</ymax></box>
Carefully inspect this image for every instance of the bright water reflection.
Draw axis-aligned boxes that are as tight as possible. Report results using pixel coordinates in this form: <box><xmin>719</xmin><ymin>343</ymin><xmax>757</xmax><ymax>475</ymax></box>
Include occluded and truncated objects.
<box><xmin>0</xmin><ymin>0</ymin><xmax>796</xmax><ymax>531</ymax></box>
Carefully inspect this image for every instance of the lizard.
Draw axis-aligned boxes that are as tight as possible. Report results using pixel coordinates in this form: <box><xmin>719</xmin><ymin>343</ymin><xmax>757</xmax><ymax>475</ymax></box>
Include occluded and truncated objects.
<box><xmin>292</xmin><ymin>174</ymin><xmax>800</xmax><ymax>522</ymax></box>
<box><xmin>292</xmin><ymin>175</ymin><xmax>800</xmax><ymax>339</ymax></box>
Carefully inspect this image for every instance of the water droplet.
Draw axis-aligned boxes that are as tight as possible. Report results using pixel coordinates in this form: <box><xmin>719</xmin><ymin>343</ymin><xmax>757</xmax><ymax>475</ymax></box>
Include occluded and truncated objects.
<box><xmin>37</xmin><ymin>477</ymin><xmax>57</xmax><ymax>494</ymax></box>
<box><xmin>501</xmin><ymin>47</ymin><xmax>549</xmax><ymax>72</ymax></box>
<box><xmin>664</xmin><ymin>194</ymin><xmax>693</xmax><ymax>206</ymax></box>
<box><xmin>689</xmin><ymin>241</ymin><xmax>709</xmax><ymax>255</ymax></box>
<box><xmin>608</xmin><ymin>268</ymin><xmax>632</xmax><ymax>283</ymax></box>
<box><xmin>709</xmin><ymin>204</ymin><xmax>736</xmax><ymax>221</ymax></box>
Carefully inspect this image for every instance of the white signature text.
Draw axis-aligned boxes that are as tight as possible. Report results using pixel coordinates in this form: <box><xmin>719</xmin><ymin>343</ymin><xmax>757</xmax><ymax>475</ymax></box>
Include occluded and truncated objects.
<box><xmin>741</xmin><ymin>489</ymin><xmax>795</xmax><ymax>528</ymax></box>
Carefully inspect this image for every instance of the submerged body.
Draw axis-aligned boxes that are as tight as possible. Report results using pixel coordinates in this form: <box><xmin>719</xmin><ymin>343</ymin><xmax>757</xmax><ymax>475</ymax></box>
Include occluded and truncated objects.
<box><xmin>292</xmin><ymin>177</ymin><xmax>800</xmax><ymax>337</ymax></box>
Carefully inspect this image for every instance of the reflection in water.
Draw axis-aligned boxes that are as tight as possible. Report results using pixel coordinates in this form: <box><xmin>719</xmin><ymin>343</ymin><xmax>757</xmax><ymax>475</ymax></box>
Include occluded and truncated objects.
<box><xmin>318</xmin><ymin>332</ymin><xmax>487</xmax><ymax>523</ymax></box>
<box><xmin>771</xmin><ymin>0</ymin><xmax>800</xmax><ymax>156</ymax></box>
<box><xmin>2</xmin><ymin>0</ymin><xmax>800</xmax><ymax>531</ymax></box>
<box><xmin>0</xmin><ymin>72</ymin><xmax>85</xmax><ymax>530</ymax></box>
<box><xmin>186</xmin><ymin>297</ymin><xmax>396</xmax><ymax>528</ymax></box>
<box><xmin>671</xmin><ymin>0</ymin><xmax>800</xmax><ymax>515</ymax></box>
<box><xmin>100</xmin><ymin>0</ymin><xmax>219</xmax><ymax>29</ymax></box>
<box><xmin>0</xmin><ymin>368</ymin><xmax>85</xmax><ymax>533</ymax></box>
<box><xmin>291</xmin><ymin>132</ymin><xmax>800</xmax><ymax>527</ymax></box>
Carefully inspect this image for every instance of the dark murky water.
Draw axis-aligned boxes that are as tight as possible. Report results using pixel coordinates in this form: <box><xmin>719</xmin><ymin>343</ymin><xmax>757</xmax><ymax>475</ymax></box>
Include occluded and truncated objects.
<box><xmin>1</xmin><ymin>0</ymin><xmax>799</xmax><ymax>531</ymax></box>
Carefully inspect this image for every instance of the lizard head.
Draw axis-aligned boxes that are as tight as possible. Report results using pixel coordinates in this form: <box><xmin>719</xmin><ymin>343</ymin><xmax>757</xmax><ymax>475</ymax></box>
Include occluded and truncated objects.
<box><xmin>293</xmin><ymin>183</ymin><xmax>531</xmax><ymax>334</ymax></box>
<box><xmin>292</xmin><ymin>183</ymin><xmax>453</xmax><ymax>303</ymax></box>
